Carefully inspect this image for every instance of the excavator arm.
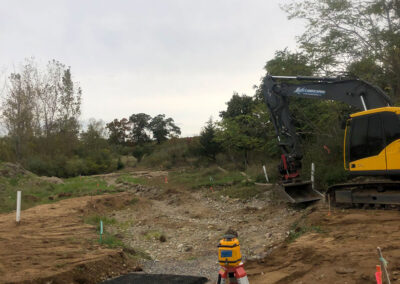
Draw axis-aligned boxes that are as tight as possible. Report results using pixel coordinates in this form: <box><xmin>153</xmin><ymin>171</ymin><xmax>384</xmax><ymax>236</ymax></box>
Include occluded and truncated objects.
<box><xmin>261</xmin><ymin>75</ymin><xmax>392</xmax><ymax>202</ymax></box>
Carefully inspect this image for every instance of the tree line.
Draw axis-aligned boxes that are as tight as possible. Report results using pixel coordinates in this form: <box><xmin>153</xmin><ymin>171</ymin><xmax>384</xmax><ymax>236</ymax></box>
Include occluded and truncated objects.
<box><xmin>0</xmin><ymin>58</ymin><xmax>182</xmax><ymax>176</ymax></box>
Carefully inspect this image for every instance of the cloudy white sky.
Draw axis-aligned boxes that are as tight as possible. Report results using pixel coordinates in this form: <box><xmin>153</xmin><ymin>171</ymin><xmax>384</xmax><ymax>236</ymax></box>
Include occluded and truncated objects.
<box><xmin>0</xmin><ymin>0</ymin><xmax>305</xmax><ymax>136</ymax></box>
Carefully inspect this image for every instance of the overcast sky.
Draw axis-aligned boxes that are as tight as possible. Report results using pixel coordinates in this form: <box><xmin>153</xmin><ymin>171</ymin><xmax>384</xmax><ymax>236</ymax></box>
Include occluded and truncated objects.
<box><xmin>0</xmin><ymin>0</ymin><xmax>305</xmax><ymax>136</ymax></box>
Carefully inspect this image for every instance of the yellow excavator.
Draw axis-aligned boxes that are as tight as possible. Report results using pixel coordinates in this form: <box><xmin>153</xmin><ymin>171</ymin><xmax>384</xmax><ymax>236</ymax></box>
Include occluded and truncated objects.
<box><xmin>262</xmin><ymin>75</ymin><xmax>400</xmax><ymax>206</ymax></box>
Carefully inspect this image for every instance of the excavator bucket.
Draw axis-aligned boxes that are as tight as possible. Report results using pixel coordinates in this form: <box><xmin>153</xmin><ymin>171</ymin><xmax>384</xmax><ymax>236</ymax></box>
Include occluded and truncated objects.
<box><xmin>279</xmin><ymin>181</ymin><xmax>324</xmax><ymax>203</ymax></box>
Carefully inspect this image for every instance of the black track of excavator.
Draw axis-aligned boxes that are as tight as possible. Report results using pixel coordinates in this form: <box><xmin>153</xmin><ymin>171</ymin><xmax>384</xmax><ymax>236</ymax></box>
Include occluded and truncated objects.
<box><xmin>327</xmin><ymin>180</ymin><xmax>400</xmax><ymax>206</ymax></box>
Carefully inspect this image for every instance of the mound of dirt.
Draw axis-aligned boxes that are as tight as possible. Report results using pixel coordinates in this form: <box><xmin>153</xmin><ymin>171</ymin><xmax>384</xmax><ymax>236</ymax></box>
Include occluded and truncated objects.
<box><xmin>0</xmin><ymin>162</ymin><xmax>32</xmax><ymax>178</ymax></box>
<box><xmin>85</xmin><ymin>194</ymin><xmax>139</xmax><ymax>214</ymax></box>
<box><xmin>39</xmin><ymin>176</ymin><xmax>64</xmax><ymax>184</ymax></box>
<box><xmin>246</xmin><ymin>205</ymin><xmax>400</xmax><ymax>283</ymax></box>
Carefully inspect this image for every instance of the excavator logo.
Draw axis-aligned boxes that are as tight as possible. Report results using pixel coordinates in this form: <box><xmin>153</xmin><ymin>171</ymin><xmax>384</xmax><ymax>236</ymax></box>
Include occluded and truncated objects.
<box><xmin>294</xmin><ymin>87</ymin><xmax>326</xmax><ymax>96</ymax></box>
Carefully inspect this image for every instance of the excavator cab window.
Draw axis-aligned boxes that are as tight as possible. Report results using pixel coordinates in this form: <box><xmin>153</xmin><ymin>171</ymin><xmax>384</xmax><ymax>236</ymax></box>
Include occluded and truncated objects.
<box><xmin>381</xmin><ymin>112</ymin><xmax>400</xmax><ymax>145</ymax></box>
<box><xmin>349</xmin><ymin>114</ymin><xmax>384</xmax><ymax>162</ymax></box>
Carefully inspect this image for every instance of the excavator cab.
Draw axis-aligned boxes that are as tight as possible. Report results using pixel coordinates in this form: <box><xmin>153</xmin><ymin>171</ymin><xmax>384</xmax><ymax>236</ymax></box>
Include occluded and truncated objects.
<box><xmin>344</xmin><ymin>107</ymin><xmax>400</xmax><ymax>176</ymax></box>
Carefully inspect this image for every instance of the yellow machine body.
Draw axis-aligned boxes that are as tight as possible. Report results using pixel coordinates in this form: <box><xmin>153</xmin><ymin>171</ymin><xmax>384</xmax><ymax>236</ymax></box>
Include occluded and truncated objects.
<box><xmin>344</xmin><ymin>107</ymin><xmax>400</xmax><ymax>175</ymax></box>
<box><xmin>218</xmin><ymin>236</ymin><xmax>242</xmax><ymax>267</ymax></box>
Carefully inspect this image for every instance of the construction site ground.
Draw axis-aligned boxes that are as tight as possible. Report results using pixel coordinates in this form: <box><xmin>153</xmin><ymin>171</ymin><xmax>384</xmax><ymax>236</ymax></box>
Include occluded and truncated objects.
<box><xmin>1</xmin><ymin>169</ymin><xmax>400</xmax><ymax>283</ymax></box>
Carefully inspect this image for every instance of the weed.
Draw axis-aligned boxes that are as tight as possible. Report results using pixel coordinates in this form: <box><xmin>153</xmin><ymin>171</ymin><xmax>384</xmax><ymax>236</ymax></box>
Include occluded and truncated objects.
<box><xmin>286</xmin><ymin>214</ymin><xmax>324</xmax><ymax>243</ymax></box>
<box><xmin>101</xmin><ymin>233</ymin><xmax>124</xmax><ymax>248</ymax></box>
<box><xmin>286</xmin><ymin>225</ymin><xmax>323</xmax><ymax>243</ymax></box>
<box><xmin>84</xmin><ymin>214</ymin><xmax>117</xmax><ymax>231</ymax></box>
<box><xmin>128</xmin><ymin>197</ymin><xmax>139</xmax><ymax>205</ymax></box>
<box><xmin>125</xmin><ymin>247</ymin><xmax>152</xmax><ymax>260</ymax></box>
<box><xmin>117</xmin><ymin>219</ymin><xmax>135</xmax><ymax>230</ymax></box>
<box><xmin>143</xmin><ymin>230</ymin><xmax>166</xmax><ymax>242</ymax></box>
<box><xmin>8</xmin><ymin>177</ymin><xmax>19</xmax><ymax>186</ymax></box>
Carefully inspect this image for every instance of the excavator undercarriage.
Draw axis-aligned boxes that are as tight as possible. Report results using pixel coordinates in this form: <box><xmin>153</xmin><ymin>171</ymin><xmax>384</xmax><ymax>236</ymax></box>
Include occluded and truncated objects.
<box><xmin>327</xmin><ymin>180</ymin><xmax>400</xmax><ymax>207</ymax></box>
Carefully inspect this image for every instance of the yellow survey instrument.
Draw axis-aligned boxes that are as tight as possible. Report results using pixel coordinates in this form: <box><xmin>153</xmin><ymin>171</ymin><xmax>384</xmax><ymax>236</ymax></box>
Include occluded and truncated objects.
<box><xmin>218</xmin><ymin>234</ymin><xmax>242</xmax><ymax>268</ymax></box>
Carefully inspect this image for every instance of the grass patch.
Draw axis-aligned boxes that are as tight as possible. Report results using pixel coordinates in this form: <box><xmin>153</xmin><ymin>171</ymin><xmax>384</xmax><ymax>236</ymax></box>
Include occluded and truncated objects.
<box><xmin>143</xmin><ymin>230</ymin><xmax>166</xmax><ymax>242</ymax></box>
<box><xmin>116</xmin><ymin>174</ymin><xmax>147</xmax><ymax>185</ymax></box>
<box><xmin>167</xmin><ymin>166</ymin><xmax>272</xmax><ymax>200</ymax></box>
<box><xmin>218</xmin><ymin>184</ymin><xmax>266</xmax><ymax>200</ymax></box>
<box><xmin>101</xmin><ymin>232</ymin><xmax>125</xmax><ymax>248</ymax></box>
<box><xmin>117</xmin><ymin>219</ymin><xmax>136</xmax><ymax>230</ymax></box>
<box><xmin>84</xmin><ymin>214</ymin><xmax>117</xmax><ymax>226</ymax></box>
<box><xmin>169</xmin><ymin>167</ymin><xmax>245</xmax><ymax>190</ymax></box>
<box><xmin>52</xmin><ymin>176</ymin><xmax>115</xmax><ymax>197</ymax></box>
<box><xmin>0</xmin><ymin>172</ymin><xmax>118</xmax><ymax>213</ymax></box>
<box><xmin>128</xmin><ymin>197</ymin><xmax>139</xmax><ymax>205</ymax></box>
<box><xmin>125</xmin><ymin>247</ymin><xmax>152</xmax><ymax>260</ymax></box>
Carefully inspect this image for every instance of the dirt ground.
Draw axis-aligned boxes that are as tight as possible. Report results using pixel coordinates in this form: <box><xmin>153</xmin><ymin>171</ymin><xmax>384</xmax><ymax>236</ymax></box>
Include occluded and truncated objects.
<box><xmin>0</xmin><ymin>193</ymin><xmax>140</xmax><ymax>284</ymax></box>
<box><xmin>3</xmin><ymin>170</ymin><xmax>400</xmax><ymax>284</ymax></box>
<box><xmin>0</xmin><ymin>170</ymin><xmax>298</xmax><ymax>284</ymax></box>
<box><xmin>246</xmin><ymin>205</ymin><xmax>400</xmax><ymax>283</ymax></box>
<box><xmin>105</xmin><ymin>177</ymin><xmax>298</xmax><ymax>282</ymax></box>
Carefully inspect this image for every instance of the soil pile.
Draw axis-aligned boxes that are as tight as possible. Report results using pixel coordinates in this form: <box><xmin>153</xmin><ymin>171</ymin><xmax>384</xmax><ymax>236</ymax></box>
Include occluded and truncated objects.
<box><xmin>246</xmin><ymin>206</ymin><xmax>400</xmax><ymax>283</ymax></box>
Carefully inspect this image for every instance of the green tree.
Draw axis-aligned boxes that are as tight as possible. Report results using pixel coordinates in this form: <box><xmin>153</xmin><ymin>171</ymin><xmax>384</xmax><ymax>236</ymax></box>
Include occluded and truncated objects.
<box><xmin>129</xmin><ymin>113</ymin><xmax>151</xmax><ymax>144</ymax></box>
<box><xmin>132</xmin><ymin>144</ymin><xmax>153</xmax><ymax>162</ymax></box>
<box><xmin>216</xmin><ymin>115</ymin><xmax>265</xmax><ymax>168</ymax></box>
<box><xmin>220</xmin><ymin>92</ymin><xmax>255</xmax><ymax>119</ymax></box>
<box><xmin>284</xmin><ymin>0</ymin><xmax>400</xmax><ymax>98</ymax></box>
<box><xmin>148</xmin><ymin>114</ymin><xmax>181</xmax><ymax>144</ymax></box>
<box><xmin>106</xmin><ymin>118</ymin><xmax>131</xmax><ymax>145</ymax></box>
<box><xmin>216</xmin><ymin>93</ymin><xmax>271</xmax><ymax>168</ymax></box>
<box><xmin>81</xmin><ymin>119</ymin><xmax>107</xmax><ymax>152</ymax></box>
<box><xmin>265</xmin><ymin>48</ymin><xmax>315</xmax><ymax>76</ymax></box>
<box><xmin>2</xmin><ymin>72</ymin><xmax>35</xmax><ymax>160</ymax></box>
<box><xmin>199</xmin><ymin>118</ymin><xmax>222</xmax><ymax>160</ymax></box>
